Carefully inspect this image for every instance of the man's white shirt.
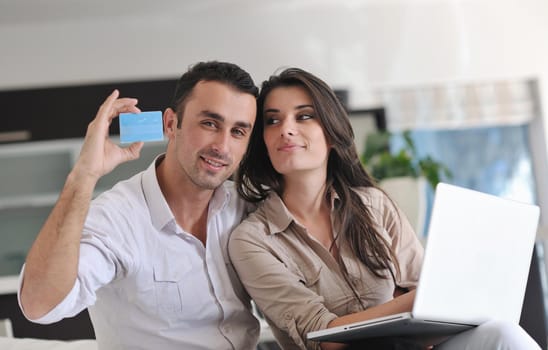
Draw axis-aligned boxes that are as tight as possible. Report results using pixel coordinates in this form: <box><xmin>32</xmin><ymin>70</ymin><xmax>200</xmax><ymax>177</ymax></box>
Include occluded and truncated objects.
<box><xmin>18</xmin><ymin>156</ymin><xmax>259</xmax><ymax>350</ymax></box>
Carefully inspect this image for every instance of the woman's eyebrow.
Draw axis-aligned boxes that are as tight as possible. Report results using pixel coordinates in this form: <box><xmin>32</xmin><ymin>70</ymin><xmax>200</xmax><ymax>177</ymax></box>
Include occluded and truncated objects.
<box><xmin>264</xmin><ymin>105</ymin><xmax>314</xmax><ymax>114</ymax></box>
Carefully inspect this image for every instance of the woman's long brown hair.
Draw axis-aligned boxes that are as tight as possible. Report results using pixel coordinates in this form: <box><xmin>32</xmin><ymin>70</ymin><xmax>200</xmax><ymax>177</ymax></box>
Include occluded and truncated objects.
<box><xmin>236</xmin><ymin>68</ymin><xmax>399</xmax><ymax>279</ymax></box>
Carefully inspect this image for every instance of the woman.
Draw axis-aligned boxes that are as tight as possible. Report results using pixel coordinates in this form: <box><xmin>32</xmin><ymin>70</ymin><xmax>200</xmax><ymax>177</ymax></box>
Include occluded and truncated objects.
<box><xmin>228</xmin><ymin>68</ymin><xmax>539</xmax><ymax>350</ymax></box>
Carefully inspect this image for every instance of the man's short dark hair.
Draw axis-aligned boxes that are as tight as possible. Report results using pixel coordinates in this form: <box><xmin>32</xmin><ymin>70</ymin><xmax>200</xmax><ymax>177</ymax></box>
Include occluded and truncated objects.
<box><xmin>170</xmin><ymin>61</ymin><xmax>258</xmax><ymax>127</ymax></box>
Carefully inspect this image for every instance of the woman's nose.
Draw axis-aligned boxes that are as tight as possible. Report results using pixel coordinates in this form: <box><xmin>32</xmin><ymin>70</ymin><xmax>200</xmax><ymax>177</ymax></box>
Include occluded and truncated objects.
<box><xmin>280</xmin><ymin>120</ymin><xmax>297</xmax><ymax>137</ymax></box>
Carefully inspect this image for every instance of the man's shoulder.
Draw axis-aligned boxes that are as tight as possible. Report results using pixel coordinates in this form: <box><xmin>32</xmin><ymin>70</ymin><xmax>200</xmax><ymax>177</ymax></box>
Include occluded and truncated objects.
<box><xmin>97</xmin><ymin>172</ymin><xmax>143</xmax><ymax>198</ymax></box>
<box><xmin>84</xmin><ymin>172</ymin><xmax>151</xmax><ymax>248</ymax></box>
<box><xmin>90</xmin><ymin>172</ymin><xmax>147</xmax><ymax>215</ymax></box>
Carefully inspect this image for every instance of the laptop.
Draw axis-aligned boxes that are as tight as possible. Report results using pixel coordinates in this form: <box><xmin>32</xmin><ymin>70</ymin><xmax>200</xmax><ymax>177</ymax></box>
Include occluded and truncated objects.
<box><xmin>308</xmin><ymin>183</ymin><xmax>540</xmax><ymax>343</ymax></box>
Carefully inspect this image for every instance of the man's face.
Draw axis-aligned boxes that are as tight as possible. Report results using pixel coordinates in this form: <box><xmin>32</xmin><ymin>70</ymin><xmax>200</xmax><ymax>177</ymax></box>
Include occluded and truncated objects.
<box><xmin>166</xmin><ymin>80</ymin><xmax>256</xmax><ymax>190</ymax></box>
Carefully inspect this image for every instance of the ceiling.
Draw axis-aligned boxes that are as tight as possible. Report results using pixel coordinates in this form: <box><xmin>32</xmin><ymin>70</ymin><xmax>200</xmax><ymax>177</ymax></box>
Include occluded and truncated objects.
<box><xmin>0</xmin><ymin>0</ymin><xmax>404</xmax><ymax>26</ymax></box>
<box><xmin>0</xmin><ymin>0</ymin><xmax>234</xmax><ymax>25</ymax></box>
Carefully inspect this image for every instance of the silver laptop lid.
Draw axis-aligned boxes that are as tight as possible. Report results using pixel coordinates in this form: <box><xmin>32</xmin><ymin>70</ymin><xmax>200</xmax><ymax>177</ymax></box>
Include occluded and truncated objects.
<box><xmin>413</xmin><ymin>183</ymin><xmax>540</xmax><ymax>324</ymax></box>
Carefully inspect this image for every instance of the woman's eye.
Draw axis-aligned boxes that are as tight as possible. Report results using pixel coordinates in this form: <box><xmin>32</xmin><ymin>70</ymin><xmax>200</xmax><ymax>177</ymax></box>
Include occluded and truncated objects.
<box><xmin>265</xmin><ymin>117</ymin><xmax>279</xmax><ymax>126</ymax></box>
<box><xmin>298</xmin><ymin>114</ymin><xmax>313</xmax><ymax>120</ymax></box>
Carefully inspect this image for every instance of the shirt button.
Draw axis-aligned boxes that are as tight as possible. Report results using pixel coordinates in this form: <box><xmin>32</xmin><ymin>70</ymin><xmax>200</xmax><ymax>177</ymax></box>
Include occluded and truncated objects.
<box><xmin>352</xmin><ymin>278</ymin><xmax>360</xmax><ymax>286</ymax></box>
<box><xmin>223</xmin><ymin>325</ymin><xmax>231</xmax><ymax>333</ymax></box>
<box><xmin>283</xmin><ymin>312</ymin><xmax>292</xmax><ymax>320</ymax></box>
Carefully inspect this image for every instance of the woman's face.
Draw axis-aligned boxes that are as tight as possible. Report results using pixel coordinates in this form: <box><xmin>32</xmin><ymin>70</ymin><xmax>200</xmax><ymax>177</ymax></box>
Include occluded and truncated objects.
<box><xmin>262</xmin><ymin>85</ymin><xmax>330</xmax><ymax>177</ymax></box>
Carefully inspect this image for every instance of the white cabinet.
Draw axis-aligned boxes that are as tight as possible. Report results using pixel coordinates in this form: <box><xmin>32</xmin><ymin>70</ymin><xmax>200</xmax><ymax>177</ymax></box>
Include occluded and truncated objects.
<box><xmin>0</xmin><ymin>138</ymin><xmax>167</xmax><ymax>293</ymax></box>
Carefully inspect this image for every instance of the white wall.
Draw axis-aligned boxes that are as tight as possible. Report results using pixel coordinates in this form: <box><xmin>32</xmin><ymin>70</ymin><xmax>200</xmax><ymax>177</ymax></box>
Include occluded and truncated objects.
<box><xmin>1</xmin><ymin>0</ymin><xmax>548</xmax><ymax>223</ymax></box>
<box><xmin>2</xmin><ymin>0</ymin><xmax>548</xmax><ymax>102</ymax></box>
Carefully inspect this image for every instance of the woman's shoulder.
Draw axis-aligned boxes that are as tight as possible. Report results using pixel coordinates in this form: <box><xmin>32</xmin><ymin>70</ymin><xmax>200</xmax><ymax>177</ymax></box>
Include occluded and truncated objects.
<box><xmin>240</xmin><ymin>207</ymin><xmax>269</xmax><ymax>228</ymax></box>
<box><xmin>228</xmin><ymin>204</ymin><xmax>275</xmax><ymax>260</ymax></box>
<box><xmin>231</xmin><ymin>201</ymin><xmax>271</xmax><ymax>238</ymax></box>
<box><xmin>352</xmin><ymin>185</ymin><xmax>389</xmax><ymax>204</ymax></box>
<box><xmin>231</xmin><ymin>192</ymin><xmax>290</xmax><ymax>240</ymax></box>
<box><xmin>351</xmin><ymin>185</ymin><xmax>400</xmax><ymax>218</ymax></box>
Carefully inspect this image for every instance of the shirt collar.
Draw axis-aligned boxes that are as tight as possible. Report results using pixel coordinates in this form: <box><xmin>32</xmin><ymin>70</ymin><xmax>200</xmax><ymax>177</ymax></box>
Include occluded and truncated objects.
<box><xmin>209</xmin><ymin>181</ymin><xmax>231</xmax><ymax>216</ymax></box>
<box><xmin>263</xmin><ymin>192</ymin><xmax>294</xmax><ymax>235</ymax></box>
<box><xmin>141</xmin><ymin>154</ymin><xmax>232</xmax><ymax>232</ymax></box>
<box><xmin>142</xmin><ymin>154</ymin><xmax>174</xmax><ymax>231</ymax></box>
<box><xmin>263</xmin><ymin>188</ymin><xmax>341</xmax><ymax>236</ymax></box>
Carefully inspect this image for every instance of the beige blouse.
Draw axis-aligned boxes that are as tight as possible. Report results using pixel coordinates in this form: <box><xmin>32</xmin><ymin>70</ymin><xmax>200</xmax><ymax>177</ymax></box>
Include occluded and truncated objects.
<box><xmin>228</xmin><ymin>187</ymin><xmax>424</xmax><ymax>350</ymax></box>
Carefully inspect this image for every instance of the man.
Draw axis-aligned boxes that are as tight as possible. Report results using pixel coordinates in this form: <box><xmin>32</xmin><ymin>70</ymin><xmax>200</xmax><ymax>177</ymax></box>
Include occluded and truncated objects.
<box><xmin>18</xmin><ymin>61</ymin><xmax>260</xmax><ymax>349</ymax></box>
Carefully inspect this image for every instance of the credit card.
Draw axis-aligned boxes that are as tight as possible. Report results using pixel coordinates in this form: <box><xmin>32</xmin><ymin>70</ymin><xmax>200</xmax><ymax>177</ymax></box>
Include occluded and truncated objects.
<box><xmin>119</xmin><ymin>111</ymin><xmax>164</xmax><ymax>143</ymax></box>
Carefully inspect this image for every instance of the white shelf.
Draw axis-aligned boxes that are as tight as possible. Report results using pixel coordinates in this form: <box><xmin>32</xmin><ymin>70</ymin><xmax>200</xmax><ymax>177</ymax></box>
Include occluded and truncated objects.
<box><xmin>0</xmin><ymin>275</ymin><xmax>19</xmax><ymax>295</ymax></box>
<box><xmin>0</xmin><ymin>138</ymin><xmax>166</xmax><ymax>280</ymax></box>
<box><xmin>0</xmin><ymin>193</ymin><xmax>59</xmax><ymax>210</ymax></box>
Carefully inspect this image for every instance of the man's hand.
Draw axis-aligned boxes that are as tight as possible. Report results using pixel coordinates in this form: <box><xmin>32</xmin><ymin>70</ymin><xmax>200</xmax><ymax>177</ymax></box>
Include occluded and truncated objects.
<box><xmin>20</xmin><ymin>90</ymin><xmax>145</xmax><ymax>319</ymax></box>
<box><xmin>72</xmin><ymin>90</ymin><xmax>144</xmax><ymax>182</ymax></box>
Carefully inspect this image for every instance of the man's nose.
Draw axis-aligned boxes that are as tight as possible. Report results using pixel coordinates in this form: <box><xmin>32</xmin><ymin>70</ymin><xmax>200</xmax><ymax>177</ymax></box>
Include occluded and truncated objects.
<box><xmin>211</xmin><ymin>130</ymin><xmax>231</xmax><ymax>154</ymax></box>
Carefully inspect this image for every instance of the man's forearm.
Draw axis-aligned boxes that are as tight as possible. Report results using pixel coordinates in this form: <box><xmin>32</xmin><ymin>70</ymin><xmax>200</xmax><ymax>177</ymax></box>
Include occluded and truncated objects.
<box><xmin>20</xmin><ymin>171</ymin><xmax>98</xmax><ymax>319</ymax></box>
<box><xmin>20</xmin><ymin>90</ymin><xmax>142</xmax><ymax>319</ymax></box>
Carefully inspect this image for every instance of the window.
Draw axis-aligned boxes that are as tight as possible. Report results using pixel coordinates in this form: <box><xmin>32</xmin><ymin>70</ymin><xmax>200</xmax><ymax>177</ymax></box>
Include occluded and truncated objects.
<box><xmin>392</xmin><ymin>124</ymin><xmax>537</xmax><ymax>236</ymax></box>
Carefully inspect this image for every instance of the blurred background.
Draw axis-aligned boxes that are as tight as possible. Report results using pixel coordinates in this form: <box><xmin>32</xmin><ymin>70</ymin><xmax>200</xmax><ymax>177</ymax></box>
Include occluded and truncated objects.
<box><xmin>1</xmin><ymin>0</ymin><xmax>548</xmax><ymax>347</ymax></box>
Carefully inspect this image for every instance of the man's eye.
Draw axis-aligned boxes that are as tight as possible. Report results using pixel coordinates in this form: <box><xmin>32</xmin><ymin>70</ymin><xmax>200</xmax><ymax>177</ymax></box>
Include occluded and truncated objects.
<box><xmin>232</xmin><ymin>128</ymin><xmax>246</xmax><ymax>137</ymax></box>
<box><xmin>202</xmin><ymin>121</ymin><xmax>217</xmax><ymax>128</ymax></box>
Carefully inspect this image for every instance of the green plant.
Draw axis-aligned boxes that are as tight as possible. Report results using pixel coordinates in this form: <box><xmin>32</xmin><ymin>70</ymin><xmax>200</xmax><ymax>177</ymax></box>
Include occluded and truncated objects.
<box><xmin>360</xmin><ymin>130</ymin><xmax>452</xmax><ymax>189</ymax></box>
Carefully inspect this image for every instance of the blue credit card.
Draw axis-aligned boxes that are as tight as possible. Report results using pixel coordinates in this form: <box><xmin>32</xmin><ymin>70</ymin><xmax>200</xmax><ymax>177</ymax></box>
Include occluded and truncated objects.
<box><xmin>119</xmin><ymin>111</ymin><xmax>164</xmax><ymax>143</ymax></box>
